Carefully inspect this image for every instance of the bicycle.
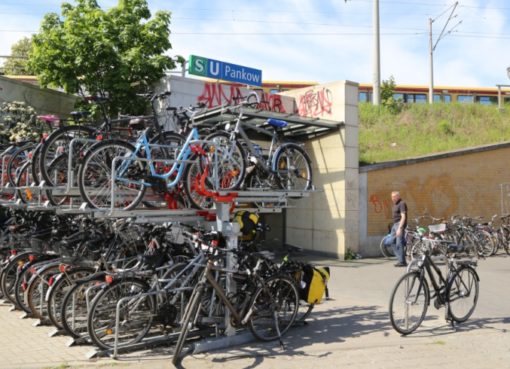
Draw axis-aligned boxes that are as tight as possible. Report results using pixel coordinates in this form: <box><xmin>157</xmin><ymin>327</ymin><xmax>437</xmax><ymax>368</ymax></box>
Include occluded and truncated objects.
<box><xmin>186</xmin><ymin>93</ymin><xmax>312</xmax><ymax>209</ymax></box>
<box><xmin>389</xmin><ymin>244</ymin><xmax>479</xmax><ymax>335</ymax></box>
<box><xmin>172</xmin><ymin>244</ymin><xmax>299</xmax><ymax>365</ymax></box>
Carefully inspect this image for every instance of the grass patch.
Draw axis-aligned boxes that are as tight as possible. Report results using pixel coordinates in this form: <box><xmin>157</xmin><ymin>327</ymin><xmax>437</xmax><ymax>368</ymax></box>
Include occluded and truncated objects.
<box><xmin>359</xmin><ymin>103</ymin><xmax>510</xmax><ymax>164</ymax></box>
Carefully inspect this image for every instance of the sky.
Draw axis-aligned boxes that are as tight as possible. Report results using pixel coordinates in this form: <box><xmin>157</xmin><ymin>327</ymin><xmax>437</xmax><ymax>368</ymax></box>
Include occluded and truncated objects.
<box><xmin>1</xmin><ymin>0</ymin><xmax>510</xmax><ymax>88</ymax></box>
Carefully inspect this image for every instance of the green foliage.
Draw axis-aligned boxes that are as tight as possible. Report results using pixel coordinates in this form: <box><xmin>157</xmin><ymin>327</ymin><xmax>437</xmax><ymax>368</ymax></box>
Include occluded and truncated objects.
<box><xmin>30</xmin><ymin>0</ymin><xmax>175</xmax><ymax>115</ymax></box>
<box><xmin>3</xmin><ymin>37</ymin><xmax>34</xmax><ymax>75</ymax></box>
<box><xmin>0</xmin><ymin>101</ymin><xmax>48</xmax><ymax>142</ymax></box>
<box><xmin>381</xmin><ymin>76</ymin><xmax>403</xmax><ymax>114</ymax></box>
<box><xmin>359</xmin><ymin>102</ymin><xmax>510</xmax><ymax>164</ymax></box>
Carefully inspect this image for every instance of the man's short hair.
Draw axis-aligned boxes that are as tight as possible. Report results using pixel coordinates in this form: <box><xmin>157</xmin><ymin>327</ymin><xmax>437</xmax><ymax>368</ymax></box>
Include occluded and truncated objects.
<box><xmin>391</xmin><ymin>191</ymin><xmax>400</xmax><ymax>197</ymax></box>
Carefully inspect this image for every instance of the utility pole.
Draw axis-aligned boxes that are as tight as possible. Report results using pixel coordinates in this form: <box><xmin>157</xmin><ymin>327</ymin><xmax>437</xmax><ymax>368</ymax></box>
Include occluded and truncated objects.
<box><xmin>428</xmin><ymin>2</ymin><xmax>461</xmax><ymax>104</ymax></box>
<box><xmin>373</xmin><ymin>0</ymin><xmax>381</xmax><ymax>105</ymax></box>
<box><xmin>428</xmin><ymin>18</ymin><xmax>434</xmax><ymax>104</ymax></box>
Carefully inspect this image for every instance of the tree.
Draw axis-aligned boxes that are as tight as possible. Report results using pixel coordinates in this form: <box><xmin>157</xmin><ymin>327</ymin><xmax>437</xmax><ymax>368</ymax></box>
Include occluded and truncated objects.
<box><xmin>381</xmin><ymin>75</ymin><xmax>403</xmax><ymax>114</ymax></box>
<box><xmin>30</xmin><ymin>0</ymin><xmax>175</xmax><ymax>115</ymax></box>
<box><xmin>3</xmin><ymin>37</ymin><xmax>33</xmax><ymax>75</ymax></box>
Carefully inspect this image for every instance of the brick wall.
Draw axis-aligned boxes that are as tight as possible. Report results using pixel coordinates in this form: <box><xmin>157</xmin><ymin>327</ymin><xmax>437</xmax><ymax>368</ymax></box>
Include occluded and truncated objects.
<box><xmin>359</xmin><ymin>143</ymin><xmax>510</xmax><ymax>255</ymax></box>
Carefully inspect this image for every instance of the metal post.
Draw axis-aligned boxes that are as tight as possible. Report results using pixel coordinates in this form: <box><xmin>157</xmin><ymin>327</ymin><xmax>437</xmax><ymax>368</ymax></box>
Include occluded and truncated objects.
<box><xmin>498</xmin><ymin>85</ymin><xmax>503</xmax><ymax>110</ymax></box>
<box><xmin>215</xmin><ymin>202</ymin><xmax>239</xmax><ymax>336</ymax></box>
<box><xmin>372</xmin><ymin>0</ymin><xmax>381</xmax><ymax>106</ymax></box>
<box><xmin>429</xmin><ymin>17</ymin><xmax>434</xmax><ymax>104</ymax></box>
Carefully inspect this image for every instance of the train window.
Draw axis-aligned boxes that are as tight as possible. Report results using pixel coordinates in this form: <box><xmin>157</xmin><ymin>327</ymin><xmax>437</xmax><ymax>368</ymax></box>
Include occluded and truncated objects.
<box><xmin>359</xmin><ymin>91</ymin><xmax>371</xmax><ymax>102</ymax></box>
<box><xmin>434</xmin><ymin>94</ymin><xmax>451</xmax><ymax>103</ymax></box>
<box><xmin>393</xmin><ymin>93</ymin><xmax>404</xmax><ymax>101</ymax></box>
<box><xmin>476</xmin><ymin>96</ymin><xmax>497</xmax><ymax>105</ymax></box>
<box><xmin>457</xmin><ymin>95</ymin><xmax>474</xmax><ymax>103</ymax></box>
<box><xmin>403</xmin><ymin>93</ymin><xmax>427</xmax><ymax>103</ymax></box>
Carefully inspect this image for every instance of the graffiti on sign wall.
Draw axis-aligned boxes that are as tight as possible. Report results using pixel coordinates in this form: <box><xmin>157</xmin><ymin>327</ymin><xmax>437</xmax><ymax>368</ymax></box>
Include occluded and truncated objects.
<box><xmin>297</xmin><ymin>88</ymin><xmax>333</xmax><ymax>117</ymax></box>
<box><xmin>197</xmin><ymin>83</ymin><xmax>286</xmax><ymax>113</ymax></box>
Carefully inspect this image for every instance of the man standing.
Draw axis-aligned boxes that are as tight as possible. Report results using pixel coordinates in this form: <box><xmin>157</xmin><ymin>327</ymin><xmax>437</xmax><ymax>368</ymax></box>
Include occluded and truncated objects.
<box><xmin>391</xmin><ymin>191</ymin><xmax>407</xmax><ymax>267</ymax></box>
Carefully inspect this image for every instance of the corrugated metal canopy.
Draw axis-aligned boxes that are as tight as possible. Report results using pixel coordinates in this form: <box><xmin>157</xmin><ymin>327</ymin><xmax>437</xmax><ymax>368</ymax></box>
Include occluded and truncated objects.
<box><xmin>192</xmin><ymin>106</ymin><xmax>343</xmax><ymax>141</ymax></box>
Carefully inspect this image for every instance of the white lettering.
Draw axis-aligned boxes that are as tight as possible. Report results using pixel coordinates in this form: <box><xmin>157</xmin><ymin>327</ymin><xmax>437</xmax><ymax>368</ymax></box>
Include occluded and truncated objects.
<box><xmin>195</xmin><ymin>59</ymin><xmax>205</xmax><ymax>73</ymax></box>
<box><xmin>209</xmin><ymin>61</ymin><xmax>220</xmax><ymax>77</ymax></box>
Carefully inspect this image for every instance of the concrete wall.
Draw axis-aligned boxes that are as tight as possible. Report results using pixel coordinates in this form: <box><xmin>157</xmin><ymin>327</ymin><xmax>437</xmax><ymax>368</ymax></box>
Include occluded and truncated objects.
<box><xmin>0</xmin><ymin>76</ymin><xmax>77</xmax><ymax>116</ymax></box>
<box><xmin>280</xmin><ymin>81</ymin><xmax>359</xmax><ymax>259</ymax></box>
<box><xmin>359</xmin><ymin>143</ymin><xmax>510</xmax><ymax>256</ymax></box>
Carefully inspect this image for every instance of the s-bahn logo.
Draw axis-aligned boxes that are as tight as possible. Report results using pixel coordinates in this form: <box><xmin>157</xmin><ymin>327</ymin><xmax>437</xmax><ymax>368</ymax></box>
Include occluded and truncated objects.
<box><xmin>188</xmin><ymin>55</ymin><xmax>262</xmax><ymax>86</ymax></box>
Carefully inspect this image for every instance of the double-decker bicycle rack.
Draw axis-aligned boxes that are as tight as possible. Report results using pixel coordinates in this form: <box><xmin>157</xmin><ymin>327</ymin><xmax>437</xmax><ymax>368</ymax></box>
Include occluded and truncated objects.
<box><xmin>0</xmin><ymin>107</ymin><xmax>341</xmax><ymax>361</ymax></box>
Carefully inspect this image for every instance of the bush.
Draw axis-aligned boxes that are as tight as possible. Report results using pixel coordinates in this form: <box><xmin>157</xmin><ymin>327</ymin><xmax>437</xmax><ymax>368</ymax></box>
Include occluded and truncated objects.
<box><xmin>0</xmin><ymin>101</ymin><xmax>48</xmax><ymax>142</ymax></box>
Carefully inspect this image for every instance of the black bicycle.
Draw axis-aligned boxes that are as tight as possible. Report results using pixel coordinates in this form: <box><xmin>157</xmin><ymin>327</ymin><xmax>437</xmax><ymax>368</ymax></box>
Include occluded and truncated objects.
<box><xmin>389</xmin><ymin>244</ymin><xmax>479</xmax><ymax>335</ymax></box>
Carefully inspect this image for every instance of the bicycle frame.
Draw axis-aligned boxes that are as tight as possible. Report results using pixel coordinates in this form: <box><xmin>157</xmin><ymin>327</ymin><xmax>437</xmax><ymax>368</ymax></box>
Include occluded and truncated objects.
<box><xmin>115</xmin><ymin>127</ymin><xmax>201</xmax><ymax>189</ymax></box>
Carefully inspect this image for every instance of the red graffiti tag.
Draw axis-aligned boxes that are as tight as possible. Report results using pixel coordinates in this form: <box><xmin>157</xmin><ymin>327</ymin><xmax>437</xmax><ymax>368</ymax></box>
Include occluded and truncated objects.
<box><xmin>369</xmin><ymin>194</ymin><xmax>391</xmax><ymax>215</ymax></box>
<box><xmin>297</xmin><ymin>88</ymin><xmax>333</xmax><ymax>117</ymax></box>
<box><xmin>197</xmin><ymin>83</ymin><xmax>287</xmax><ymax>113</ymax></box>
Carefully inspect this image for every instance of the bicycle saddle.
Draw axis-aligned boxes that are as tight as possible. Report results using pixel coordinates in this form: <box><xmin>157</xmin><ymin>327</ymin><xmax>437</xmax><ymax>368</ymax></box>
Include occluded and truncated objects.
<box><xmin>128</xmin><ymin>117</ymin><xmax>148</xmax><ymax>130</ymax></box>
<box><xmin>37</xmin><ymin>115</ymin><xmax>60</xmax><ymax>126</ymax></box>
<box><xmin>70</xmin><ymin>111</ymin><xmax>91</xmax><ymax>119</ymax></box>
<box><xmin>267</xmin><ymin>118</ymin><xmax>288</xmax><ymax>128</ymax></box>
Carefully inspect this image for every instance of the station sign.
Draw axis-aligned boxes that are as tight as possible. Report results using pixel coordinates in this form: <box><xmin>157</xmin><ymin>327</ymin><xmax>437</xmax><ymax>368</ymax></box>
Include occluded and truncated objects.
<box><xmin>188</xmin><ymin>55</ymin><xmax>262</xmax><ymax>86</ymax></box>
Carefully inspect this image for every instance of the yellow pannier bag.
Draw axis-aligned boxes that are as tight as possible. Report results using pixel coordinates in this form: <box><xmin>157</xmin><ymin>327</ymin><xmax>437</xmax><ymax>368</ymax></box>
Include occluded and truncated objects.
<box><xmin>301</xmin><ymin>265</ymin><xmax>330</xmax><ymax>304</ymax></box>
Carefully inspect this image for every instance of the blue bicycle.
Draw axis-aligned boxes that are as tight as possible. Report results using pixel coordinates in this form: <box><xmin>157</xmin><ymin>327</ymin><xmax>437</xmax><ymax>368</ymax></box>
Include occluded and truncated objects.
<box><xmin>77</xmin><ymin>118</ymin><xmax>245</xmax><ymax>210</ymax></box>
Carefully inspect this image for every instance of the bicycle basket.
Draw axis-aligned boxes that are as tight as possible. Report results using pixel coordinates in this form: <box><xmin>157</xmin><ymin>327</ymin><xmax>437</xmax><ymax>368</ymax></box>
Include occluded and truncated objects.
<box><xmin>428</xmin><ymin>223</ymin><xmax>446</xmax><ymax>233</ymax></box>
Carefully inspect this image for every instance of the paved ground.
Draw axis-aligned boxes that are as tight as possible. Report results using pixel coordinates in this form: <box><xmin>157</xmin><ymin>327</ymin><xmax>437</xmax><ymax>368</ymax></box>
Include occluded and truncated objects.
<box><xmin>1</xmin><ymin>253</ymin><xmax>509</xmax><ymax>369</ymax></box>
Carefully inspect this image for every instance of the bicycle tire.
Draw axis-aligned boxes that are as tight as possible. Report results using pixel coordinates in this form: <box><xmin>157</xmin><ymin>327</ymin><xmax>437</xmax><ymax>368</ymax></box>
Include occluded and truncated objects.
<box><xmin>78</xmin><ymin>140</ymin><xmax>147</xmax><ymax>210</ymax></box>
<box><xmin>389</xmin><ymin>271</ymin><xmax>429</xmax><ymax>335</ymax></box>
<box><xmin>447</xmin><ymin>266</ymin><xmax>479</xmax><ymax>323</ymax></box>
<box><xmin>15</xmin><ymin>161</ymin><xmax>35</xmax><ymax>204</ymax></box>
<box><xmin>172</xmin><ymin>280</ymin><xmax>205</xmax><ymax>366</ymax></box>
<box><xmin>60</xmin><ymin>274</ymin><xmax>106</xmax><ymax>339</ymax></box>
<box><xmin>6</xmin><ymin>143</ymin><xmax>35</xmax><ymax>187</ymax></box>
<box><xmin>248</xmin><ymin>274</ymin><xmax>299</xmax><ymax>342</ymax></box>
<box><xmin>26</xmin><ymin>263</ymin><xmax>60</xmax><ymax>320</ymax></box>
<box><xmin>0</xmin><ymin>252</ymin><xmax>33</xmax><ymax>307</ymax></box>
<box><xmin>380</xmin><ymin>234</ymin><xmax>395</xmax><ymax>258</ymax></box>
<box><xmin>39</xmin><ymin>125</ymin><xmax>95</xmax><ymax>187</ymax></box>
<box><xmin>87</xmin><ymin>277</ymin><xmax>155</xmax><ymax>350</ymax></box>
<box><xmin>182</xmin><ymin>155</ymin><xmax>215</xmax><ymax>210</ymax></box>
<box><xmin>47</xmin><ymin>266</ymin><xmax>95</xmax><ymax>329</ymax></box>
<box><xmin>201</xmin><ymin>131</ymin><xmax>246</xmax><ymax>191</ymax></box>
<box><xmin>30</xmin><ymin>143</ymin><xmax>43</xmax><ymax>185</ymax></box>
<box><xmin>44</xmin><ymin>154</ymin><xmax>71</xmax><ymax>206</ymax></box>
<box><xmin>272</xmin><ymin>143</ymin><xmax>312</xmax><ymax>191</ymax></box>
<box><xmin>14</xmin><ymin>261</ymin><xmax>40</xmax><ymax>314</ymax></box>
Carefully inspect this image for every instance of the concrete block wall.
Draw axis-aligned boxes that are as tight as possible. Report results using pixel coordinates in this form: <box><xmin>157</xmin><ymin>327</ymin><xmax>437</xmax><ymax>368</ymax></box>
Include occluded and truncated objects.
<box><xmin>281</xmin><ymin>81</ymin><xmax>359</xmax><ymax>259</ymax></box>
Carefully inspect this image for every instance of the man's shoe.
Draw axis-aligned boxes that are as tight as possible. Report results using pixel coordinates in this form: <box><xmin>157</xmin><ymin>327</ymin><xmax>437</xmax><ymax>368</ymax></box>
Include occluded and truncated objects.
<box><xmin>394</xmin><ymin>262</ymin><xmax>407</xmax><ymax>267</ymax></box>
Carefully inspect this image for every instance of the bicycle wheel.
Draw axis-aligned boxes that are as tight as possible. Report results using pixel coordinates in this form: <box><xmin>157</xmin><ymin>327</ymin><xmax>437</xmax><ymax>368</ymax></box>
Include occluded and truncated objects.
<box><xmin>475</xmin><ymin>230</ymin><xmax>496</xmax><ymax>257</ymax></box>
<box><xmin>15</xmin><ymin>162</ymin><xmax>37</xmax><ymax>204</ymax></box>
<box><xmin>273</xmin><ymin>143</ymin><xmax>312</xmax><ymax>191</ymax></box>
<box><xmin>87</xmin><ymin>278</ymin><xmax>155</xmax><ymax>350</ymax></box>
<box><xmin>78</xmin><ymin>140</ymin><xmax>147</xmax><ymax>210</ymax></box>
<box><xmin>182</xmin><ymin>156</ymin><xmax>215</xmax><ymax>210</ymax></box>
<box><xmin>202</xmin><ymin>131</ymin><xmax>246</xmax><ymax>191</ymax></box>
<box><xmin>447</xmin><ymin>267</ymin><xmax>479</xmax><ymax>323</ymax></box>
<box><xmin>0</xmin><ymin>252</ymin><xmax>32</xmax><ymax>307</ymax></box>
<box><xmin>61</xmin><ymin>275</ymin><xmax>105</xmax><ymax>339</ymax></box>
<box><xmin>14</xmin><ymin>261</ymin><xmax>40</xmax><ymax>314</ymax></box>
<box><xmin>389</xmin><ymin>271</ymin><xmax>429</xmax><ymax>335</ymax></box>
<box><xmin>380</xmin><ymin>234</ymin><xmax>395</xmax><ymax>258</ymax></box>
<box><xmin>30</xmin><ymin>143</ymin><xmax>43</xmax><ymax>185</ymax></box>
<box><xmin>172</xmin><ymin>280</ymin><xmax>205</xmax><ymax>366</ymax></box>
<box><xmin>47</xmin><ymin>267</ymin><xmax>95</xmax><ymax>329</ymax></box>
<box><xmin>26</xmin><ymin>263</ymin><xmax>60</xmax><ymax>320</ymax></box>
<box><xmin>6</xmin><ymin>143</ymin><xmax>35</xmax><ymax>187</ymax></box>
<box><xmin>39</xmin><ymin>125</ymin><xmax>95</xmax><ymax>187</ymax></box>
<box><xmin>249</xmin><ymin>275</ymin><xmax>299</xmax><ymax>341</ymax></box>
<box><xmin>44</xmin><ymin>154</ymin><xmax>70</xmax><ymax>206</ymax></box>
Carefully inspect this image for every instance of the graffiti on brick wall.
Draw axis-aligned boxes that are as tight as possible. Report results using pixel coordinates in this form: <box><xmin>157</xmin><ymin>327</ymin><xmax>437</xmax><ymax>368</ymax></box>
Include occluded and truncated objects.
<box><xmin>369</xmin><ymin>173</ymin><xmax>459</xmax><ymax>223</ymax></box>
<box><xmin>197</xmin><ymin>83</ymin><xmax>286</xmax><ymax>113</ymax></box>
<box><xmin>297</xmin><ymin>88</ymin><xmax>333</xmax><ymax>117</ymax></box>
